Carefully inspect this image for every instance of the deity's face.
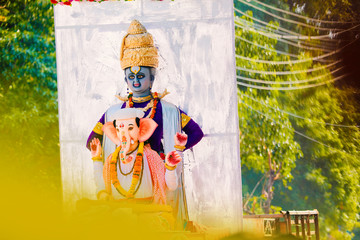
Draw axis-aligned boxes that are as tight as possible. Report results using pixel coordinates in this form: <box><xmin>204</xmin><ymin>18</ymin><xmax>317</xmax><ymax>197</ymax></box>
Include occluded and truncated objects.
<box><xmin>124</xmin><ymin>66</ymin><xmax>154</xmax><ymax>97</ymax></box>
<box><xmin>115</xmin><ymin>118</ymin><xmax>140</xmax><ymax>154</ymax></box>
<box><xmin>111</xmin><ymin>117</ymin><xmax>157</xmax><ymax>157</ymax></box>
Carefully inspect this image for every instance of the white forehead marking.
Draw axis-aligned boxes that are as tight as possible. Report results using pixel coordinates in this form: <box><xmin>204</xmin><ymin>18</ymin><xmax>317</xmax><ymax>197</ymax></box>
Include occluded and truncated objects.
<box><xmin>130</xmin><ymin>66</ymin><xmax>140</xmax><ymax>74</ymax></box>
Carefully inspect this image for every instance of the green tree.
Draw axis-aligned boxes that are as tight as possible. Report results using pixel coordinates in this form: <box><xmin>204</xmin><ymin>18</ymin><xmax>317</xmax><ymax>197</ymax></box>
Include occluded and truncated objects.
<box><xmin>285</xmin><ymin>0</ymin><xmax>360</xmax><ymax>22</ymax></box>
<box><xmin>275</xmin><ymin>86</ymin><xmax>360</xmax><ymax>240</ymax></box>
<box><xmin>0</xmin><ymin>0</ymin><xmax>60</xmax><ymax>204</ymax></box>
<box><xmin>236</xmin><ymin>12</ymin><xmax>303</xmax><ymax>214</ymax></box>
<box><xmin>235</xmin><ymin>7</ymin><xmax>360</xmax><ymax>239</ymax></box>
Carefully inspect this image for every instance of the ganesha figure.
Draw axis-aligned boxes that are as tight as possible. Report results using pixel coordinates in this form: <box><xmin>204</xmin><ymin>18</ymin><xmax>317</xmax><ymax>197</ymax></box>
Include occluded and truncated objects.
<box><xmin>86</xmin><ymin>20</ymin><xmax>204</xmax><ymax>228</ymax></box>
<box><xmin>90</xmin><ymin>108</ymin><xmax>187</xmax><ymax>203</ymax></box>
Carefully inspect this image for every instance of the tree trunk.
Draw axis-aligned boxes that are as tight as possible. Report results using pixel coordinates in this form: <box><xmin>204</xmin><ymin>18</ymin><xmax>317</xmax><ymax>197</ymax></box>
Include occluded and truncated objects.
<box><xmin>263</xmin><ymin>170</ymin><xmax>275</xmax><ymax>214</ymax></box>
<box><xmin>262</xmin><ymin>150</ymin><xmax>281</xmax><ymax>214</ymax></box>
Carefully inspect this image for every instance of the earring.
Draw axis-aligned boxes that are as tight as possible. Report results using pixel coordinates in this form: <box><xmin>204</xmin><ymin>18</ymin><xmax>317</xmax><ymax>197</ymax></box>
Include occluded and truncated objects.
<box><xmin>126</xmin><ymin>87</ymin><xmax>129</xmax><ymax>95</ymax></box>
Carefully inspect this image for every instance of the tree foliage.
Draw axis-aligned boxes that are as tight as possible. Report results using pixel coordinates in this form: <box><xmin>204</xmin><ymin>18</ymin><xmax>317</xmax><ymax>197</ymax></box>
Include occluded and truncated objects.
<box><xmin>275</xmin><ymin>86</ymin><xmax>360</xmax><ymax>239</ymax></box>
<box><xmin>236</xmin><ymin>13</ymin><xmax>303</xmax><ymax>214</ymax></box>
<box><xmin>0</xmin><ymin>0</ymin><xmax>60</xmax><ymax>203</ymax></box>
<box><xmin>236</xmin><ymin>7</ymin><xmax>360</xmax><ymax>239</ymax></box>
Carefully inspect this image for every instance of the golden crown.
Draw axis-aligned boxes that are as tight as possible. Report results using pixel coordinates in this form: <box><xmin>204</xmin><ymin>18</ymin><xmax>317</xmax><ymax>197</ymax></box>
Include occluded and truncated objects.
<box><xmin>120</xmin><ymin>20</ymin><xmax>159</xmax><ymax>69</ymax></box>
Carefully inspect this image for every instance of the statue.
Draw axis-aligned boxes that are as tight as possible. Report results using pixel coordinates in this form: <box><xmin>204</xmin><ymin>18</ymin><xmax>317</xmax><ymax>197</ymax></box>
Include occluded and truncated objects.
<box><xmin>86</xmin><ymin>20</ymin><xmax>204</xmax><ymax>229</ymax></box>
<box><xmin>90</xmin><ymin>108</ymin><xmax>186</xmax><ymax>203</ymax></box>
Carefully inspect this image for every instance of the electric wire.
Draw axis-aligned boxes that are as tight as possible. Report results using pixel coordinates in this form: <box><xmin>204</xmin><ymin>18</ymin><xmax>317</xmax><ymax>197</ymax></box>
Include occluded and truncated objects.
<box><xmin>240</xmin><ymin>92</ymin><xmax>359</xmax><ymax>128</ymax></box>
<box><xmin>235</xmin><ymin>7</ymin><xmax>317</xmax><ymax>38</ymax></box>
<box><xmin>235</xmin><ymin>36</ymin><xmax>358</xmax><ymax>64</ymax></box>
<box><xmin>235</xmin><ymin>54</ymin><xmax>333</xmax><ymax>64</ymax></box>
<box><xmin>236</xmin><ymin>17</ymin><xmax>307</xmax><ymax>38</ymax></box>
<box><xmin>235</xmin><ymin>20</ymin><xmax>337</xmax><ymax>51</ymax></box>
<box><xmin>237</xmin><ymin>0</ymin><xmax>344</xmax><ymax>31</ymax></box>
<box><xmin>234</xmin><ymin>7</ymin><xmax>350</xmax><ymax>41</ymax></box>
<box><xmin>237</xmin><ymin>66</ymin><xmax>344</xmax><ymax>85</ymax></box>
<box><xmin>235</xmin><ymin>22</ymin><xmax>335</xmax><ymax>52</ymax></box>
<box><xmin>239</xmin><ymin>99</ymin><xmax>356</xmax><ymax>157</ymax></box>
<box><xmin>235</xmin><ymin>21</ymin><xmax>339</xmax><ymax>51</ymax></box>
<box><xmin>234</xmin><ymin>8</ymin><xmax>360</xmax><ymax>40</ymax></box>
<box><xmin>236</xmin><ymin>59</ymin><xmax>341</xmax><ymax>75</ymax></box>
<box><xmin>236</xmin><ymin>73</ymin><xmax>350</xmax><ymax>90</ymax></box>
<box><xmin>235</xmin><ymin>35</ymin><xmax>299</xmax><ymax>58</ymax></box>
<box><xmin>235</xmin><ymin>16</ymin><xmax>344</xmax><ymax>48</ymax></box>
<box><xmin>245</xmin><ymin>0</ymin><xmax>360</xmax><ymax>24</ymax></box>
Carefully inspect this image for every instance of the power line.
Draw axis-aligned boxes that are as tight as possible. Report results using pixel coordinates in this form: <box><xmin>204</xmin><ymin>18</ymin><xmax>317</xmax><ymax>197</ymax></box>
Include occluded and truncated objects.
<box><xmin>234</xmin><ymin>8</ymin><xmax>360</xmax><ymax>41</ymax></box>
<box><xmin>235</xmin><ymin>35</ymin><xmax>299</xmax><ymax>58</ymax></box>
<box><xmin>234</xmin><ymin>7</ymin><xmax>349</xmax><ymax>41</ymax></box>
<box><xmin>236</xmin><ymin>73</ymin><xmax>350</xmax><ymax>90</ymax></box>
<box><xmin>240</xmin><ymin>92</ymin><xmax>359</xmax><ymax>128</ymax></box>
<box><xmin>245</xmin><ymin>0</ymin><xmax>360</xmax><ymax>24</ymax></box>
<box><xmin>235</xmin><ymin>20</ymin><xmax>337</xmax><ymax>51</ymax></box>
<box><xmin>239</xmin><ymin>99</ymin><xmax>356</xmax><ymax>156</ymax></box>
<box><xmin>237</xmin><ymin>0</ymin><xmax>344</xmax><ymax>31</ymax></box>
<box><xmin>236</xmin><ymin>59</ymin><xmax>341</xmax><ymax>75</ymax></box>
<box><xmin>239</xmin><ymin>99</ymin><xmax>331</xmax><ymax>148</ymax></box>
<box><xmin>235</xmin><ymin>37</ymin><xmax>358</xmax><ymax>65</ymax></box>
<box><xmin>236</xmin><ymin>17</ymin><xmax>308</xmax><ymax>38</ymax></box>
<box><xmin>235</xmin><ymin>54</ymin><xmax>332</xmax><ymax>64</ymax></box>
<box><xmin>235</xmin><ymin>7</ymin><xmax>314</xmax><ymax>38</ymax></box>
<box><xmin>235</xmin><ymin>21</ymin><xmax>335</xmax><ymax>52</ymax></box>
<box><xmin>235</xmin><ymin>21</ymin><xmax>338</xmax><ymax>51</ymax></box>
<box><xmin>237</xmin><ymin>66</ymin><xmax>344</xmax><ymax>85</ymax></box>
<box><xmin>234</xmin><ymin>15</ymin><xmax>341</xmax><ymax>48</ymax></box>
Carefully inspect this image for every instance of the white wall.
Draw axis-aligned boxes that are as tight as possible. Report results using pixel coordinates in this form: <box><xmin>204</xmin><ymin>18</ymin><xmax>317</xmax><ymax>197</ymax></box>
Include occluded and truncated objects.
<box><xmin>54</xmin><ymin>0</ymin><xmax>242</xmax><ymax>231</ymax></box>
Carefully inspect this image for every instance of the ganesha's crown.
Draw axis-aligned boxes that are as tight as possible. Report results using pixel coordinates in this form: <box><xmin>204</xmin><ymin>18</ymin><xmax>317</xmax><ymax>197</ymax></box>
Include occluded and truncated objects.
<box><xmin>120</xmin><ymin>20</ymin><xmax>159</xmax><ymax>69</ymax></box>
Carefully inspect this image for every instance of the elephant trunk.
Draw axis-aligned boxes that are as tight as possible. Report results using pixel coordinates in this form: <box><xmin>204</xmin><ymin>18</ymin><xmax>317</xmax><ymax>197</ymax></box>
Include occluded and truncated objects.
<box><xmin>119</xmin><ymin>130</ymin><xmax>133</xmax><ymax>164</ymax></box>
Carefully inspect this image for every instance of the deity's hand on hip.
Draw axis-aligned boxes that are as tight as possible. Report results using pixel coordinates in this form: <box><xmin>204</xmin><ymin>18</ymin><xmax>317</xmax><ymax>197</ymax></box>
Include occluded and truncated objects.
<box><xmin>90</xmin><ymin>138</ymin><xmax>102</xmax><ymax>158</ymax></box>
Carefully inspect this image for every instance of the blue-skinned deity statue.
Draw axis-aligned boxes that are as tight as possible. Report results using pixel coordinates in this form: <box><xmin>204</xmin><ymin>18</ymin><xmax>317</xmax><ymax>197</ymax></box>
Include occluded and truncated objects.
<box><xmin>86</xmin><ymin>20</ymin><xmax>204</xmax><ymax>230</ymax></box>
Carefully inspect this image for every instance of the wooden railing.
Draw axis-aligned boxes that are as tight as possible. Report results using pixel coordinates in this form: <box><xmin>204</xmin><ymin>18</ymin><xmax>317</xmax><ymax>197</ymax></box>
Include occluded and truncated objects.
<box><xmin>243</xmin><ymin>209</ymin><xmax>320</xmax><ymax>239</ymax></box>
<box><xmin>281</xmin><ymin>210</ymin><xmax>320</xmax><ymax>240</ymax></box>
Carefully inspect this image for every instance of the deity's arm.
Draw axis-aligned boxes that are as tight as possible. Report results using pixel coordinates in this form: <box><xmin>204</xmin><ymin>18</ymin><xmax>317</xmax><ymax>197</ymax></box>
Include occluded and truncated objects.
<box><xmin>179</xmin><ymin>109</ymin><xmax>204</xmax><ymax>150</ymax></box>
<box><xmin>87</xmin><ymin>114</ymin><xmax>108</xmax><ymax>197</ymax></box>
<box><xmin>86</xmin><ymin>113</ymin><xmax>105</xmax><ymax>150</ymax></box>
<box><xmin>93</xmin><ymin>160</ymin><xmax>106</xmax><ymax>196</ymax></box>
<box><xmin>165</xmin><ymin>168</ymin><xmax>178</xmax><ymax>191</ymax></box>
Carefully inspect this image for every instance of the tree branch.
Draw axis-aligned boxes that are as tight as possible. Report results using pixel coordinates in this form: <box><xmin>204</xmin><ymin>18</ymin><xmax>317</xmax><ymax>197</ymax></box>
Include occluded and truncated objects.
<box><xmin>244</xmin><ymin>175</ymin><xmax>265</xmax><ymax>209</ymax></box>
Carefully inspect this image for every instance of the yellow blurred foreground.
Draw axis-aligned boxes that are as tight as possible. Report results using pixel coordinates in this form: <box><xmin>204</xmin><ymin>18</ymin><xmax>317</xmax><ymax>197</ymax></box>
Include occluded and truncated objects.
<box><xmin>0</xmin><ymin>169</ymin><xmax>300</xmax><ymax>240</ymax></box>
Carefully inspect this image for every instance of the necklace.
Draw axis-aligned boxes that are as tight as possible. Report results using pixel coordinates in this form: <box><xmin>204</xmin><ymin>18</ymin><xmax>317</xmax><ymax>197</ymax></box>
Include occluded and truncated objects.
<box><xmin>110</xmin><ymin>142</ymin><xmax>145</xmax><ymax>198</ymax></box>
<box><xmin>125</xmin><ymin>99</ymin><xmax>154</xmax><ymax>112</ymax></box>
<box><xmin>132</xmin><ymin>95</ymin><xmax>152</xmax><ymax>103</ymax></box>
<box><xmin>126</xmin><ymin>92</ymin><xmax>159</xmax><ymax>119</ymax></box>
<box><xmin>119</xmin><ymin>153</ymin><xmax>135</xmax><ymax>176</ymax></box>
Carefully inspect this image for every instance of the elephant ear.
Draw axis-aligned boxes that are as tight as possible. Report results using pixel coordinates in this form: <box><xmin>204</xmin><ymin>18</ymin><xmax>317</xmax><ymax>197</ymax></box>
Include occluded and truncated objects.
<box><xmin>102</xmin><ymin>121</ymin><xmax>120</xmax><ymax>145</ymax></box>
<box><xmin>138</xmin><ymin>118</ymin><xmax>158</xmax><ymax>142</ymax></box>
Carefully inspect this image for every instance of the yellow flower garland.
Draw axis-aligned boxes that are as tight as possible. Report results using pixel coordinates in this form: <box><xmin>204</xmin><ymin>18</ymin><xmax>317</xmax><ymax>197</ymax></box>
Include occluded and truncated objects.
<box><xmin>110</xmin><ymin>142</ymin><xmax>144</xmax><ymax>198</ymax></box>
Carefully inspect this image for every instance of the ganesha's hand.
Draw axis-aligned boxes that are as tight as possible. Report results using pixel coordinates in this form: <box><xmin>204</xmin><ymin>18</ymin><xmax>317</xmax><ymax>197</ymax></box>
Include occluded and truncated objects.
<box><xmin>165</xmin><ymin>150</ymin><xmax>182</xmax><ymax>167</ymax></box>
<box><xmin>174</xmin><ymin>132</ymin><xmax>188</xmax><ymax>147</ymax></box>
<box><xmin>97</xmin><ymin>190</ymin><xmax>112</xmax><ymax>201</ymax></box>
<box><xmin>90</xmin><ymin>138</ymin><xmax>102</xmax><ymax>158</ymax></box>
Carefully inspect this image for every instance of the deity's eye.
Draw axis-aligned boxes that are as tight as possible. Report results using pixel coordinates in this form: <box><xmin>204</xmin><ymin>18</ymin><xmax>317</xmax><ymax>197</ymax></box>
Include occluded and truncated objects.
<box><xmin>137</xmin><ymin>74</ymin><xmax>145</xmax><ymax>79</ymax></box>
<box><xmin>128</xmin><ymin>74</ymin><xmax>135</xmax><ymax>80</ymax></box>
<box><xmin>128</xmin><ymin>126</ymin><xmax>134</xmax><ymax>131</ymax></box>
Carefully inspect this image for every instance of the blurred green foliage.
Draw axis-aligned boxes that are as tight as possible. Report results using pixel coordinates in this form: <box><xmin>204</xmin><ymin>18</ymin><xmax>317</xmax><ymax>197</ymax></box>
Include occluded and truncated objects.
<box><xmin>0</xmin><ymin>0</ymin><xmax>61</xmax><ymax>205</ymax></box>
<box><xmin>236</xmin><ymin>14</ymin><xmax>303</xmax><ymax>215</ymax></box>
<box><xmin>1</xmin><ymin>0</ymin><xmax>360</xmax><ymax>239</ymax></box>
<box><xmin>235</xmin><ymin>5</ymin><xmax>360</xmax><ymax>240</ymax></box>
